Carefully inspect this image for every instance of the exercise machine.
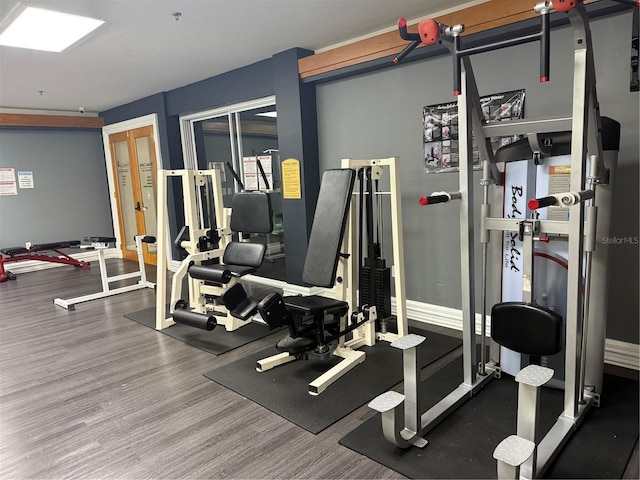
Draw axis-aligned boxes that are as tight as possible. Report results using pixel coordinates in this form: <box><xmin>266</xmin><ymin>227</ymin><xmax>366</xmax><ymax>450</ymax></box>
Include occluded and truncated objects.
<box><xmin>369</xmin><ymin>1</ymin><xmax>627</xmax><ymax>477</ymax></box>
<box><xmin>253</xmin><ymin>168</ymin><xmax>374</xmax><ymax>396</ymax></box>
<box><xmin>246</xmin><ymin>158</ymin><xmax>408</xmax><ymax>395</ymax></box>
<box><xmin>155</xmin><ymin>168</ymin><xmax>272</xmax><ymax>332</ymax></box>
<box><xmin>53</xmin><ymin>235</ymin><xmax>156</xmax><ymax>310</ymax></box>
<box><xmin>0</xmin><ymin>240</ymin><xmax>89</xmax><ymax>282</ymax></box>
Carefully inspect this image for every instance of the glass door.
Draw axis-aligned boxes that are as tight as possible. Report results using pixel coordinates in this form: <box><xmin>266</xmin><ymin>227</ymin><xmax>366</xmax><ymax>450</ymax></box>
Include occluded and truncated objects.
<box><xmin>108</xmin><ymin>125</ymin><xmax>158</xmax><ymax>265</ymax></box>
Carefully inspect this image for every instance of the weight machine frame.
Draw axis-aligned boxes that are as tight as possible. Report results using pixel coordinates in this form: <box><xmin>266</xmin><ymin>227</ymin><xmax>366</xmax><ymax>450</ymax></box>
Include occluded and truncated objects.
<box><xmin>155</xmin><ymin>168</ymin><xmax>252</xmax><ymax>332</ymax></box>
<box><xmin>370</xmin><ymin>1</ymin><xmax>622</xmax><ymax>477</ymax></box>
<box><xmin>257</xmin><ymin>157</ymin><xmax>409</xmax><ymax>395</ymax></box>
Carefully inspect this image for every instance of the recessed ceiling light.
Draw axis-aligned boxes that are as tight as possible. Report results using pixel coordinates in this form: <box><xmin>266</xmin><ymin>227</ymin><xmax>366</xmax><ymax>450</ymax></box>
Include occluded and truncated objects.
<box><xmin>0</xmin><ymin>6</ymin><xmax>104</xmax><ymax>53</ymax></box>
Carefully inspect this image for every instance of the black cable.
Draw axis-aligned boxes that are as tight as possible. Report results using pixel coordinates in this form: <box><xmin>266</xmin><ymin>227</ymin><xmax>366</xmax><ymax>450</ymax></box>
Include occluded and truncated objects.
<box><xmin>224</xmin><ymin>162</ymin><xmax>244</xmax><ymax>190</ymax></box>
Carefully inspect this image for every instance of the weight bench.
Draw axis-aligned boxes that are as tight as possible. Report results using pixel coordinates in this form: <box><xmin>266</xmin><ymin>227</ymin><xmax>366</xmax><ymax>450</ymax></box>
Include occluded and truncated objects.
<box><xmin>0</xmin><ymin>240</ymin><xmax>89</xmax><ymax>282</ymax></box>
<box><xmin>227</xmin><ymin>169</ymin><xmax>378</xmax><ymax>395</ymax></box>
<box><xmin>53</xmin><ymin>235</ymin><xmax>155</xmax><ymax>310</ymax></box>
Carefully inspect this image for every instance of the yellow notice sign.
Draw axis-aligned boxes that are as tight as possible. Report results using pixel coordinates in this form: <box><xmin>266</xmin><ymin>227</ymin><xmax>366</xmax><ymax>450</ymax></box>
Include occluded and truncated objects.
<box><xmin>281</xmin><ymin>158</ymin><xmax>302</xmax><ymax>199</ymax></box>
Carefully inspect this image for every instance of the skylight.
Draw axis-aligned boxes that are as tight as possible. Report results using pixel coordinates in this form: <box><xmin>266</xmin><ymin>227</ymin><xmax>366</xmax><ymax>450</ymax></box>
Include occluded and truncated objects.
<box><xmin>0</xmin><ymin>6</ymin><xmax>104</xmax><ymax>53</ymax></box>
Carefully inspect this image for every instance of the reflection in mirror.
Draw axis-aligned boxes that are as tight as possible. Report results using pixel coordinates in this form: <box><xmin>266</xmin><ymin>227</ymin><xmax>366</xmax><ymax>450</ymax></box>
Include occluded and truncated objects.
<box><xmin>237</xmin><ymin>106</ymin><xmax>285</xmax><ymax>282</ymax></box>
<box><xmin>194</xmin><ymin>114</ymin><xmax>235</xmax><ymax>207</ymax></box>
<box><xmin>190</xmin><ymin>104</ymin><xmax>286</xmax><ymax>282</ymax></box>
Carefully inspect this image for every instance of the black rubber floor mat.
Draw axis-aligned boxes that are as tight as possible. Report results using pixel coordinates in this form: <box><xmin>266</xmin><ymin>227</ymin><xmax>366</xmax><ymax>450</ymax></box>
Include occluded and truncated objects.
<box><xmin>204</xmin><ymin>331</ymin><xmax>462</xmax><ymax>433</ymax></box>
<box><xmin>124</xmin><ymin>306</ymin><xmax>281</xmax><ymax>356</ymax></box>
<box><xmin>339</xmin><ymin>355</ymin><xmax>639</xmax><ymax>479</ymax></box>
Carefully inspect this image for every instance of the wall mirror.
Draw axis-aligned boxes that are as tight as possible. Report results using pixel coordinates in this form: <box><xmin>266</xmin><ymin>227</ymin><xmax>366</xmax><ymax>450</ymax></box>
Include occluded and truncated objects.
<box><xmin>180</xmin><ymin>97</ymin><xmax>286</xmax><ymax>282</ymax></box>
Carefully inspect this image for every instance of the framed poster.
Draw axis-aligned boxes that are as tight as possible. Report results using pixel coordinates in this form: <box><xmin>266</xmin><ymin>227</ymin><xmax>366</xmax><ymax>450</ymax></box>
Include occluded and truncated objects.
<box><xmin>423</xmin><ymin>89</ymin><xmax>525</xmax><ymax>173</ymax></box>
<box><xmin>243</xmin><ymin>155</ymin><xmax>273</xmax><ymax>191</ymax></box>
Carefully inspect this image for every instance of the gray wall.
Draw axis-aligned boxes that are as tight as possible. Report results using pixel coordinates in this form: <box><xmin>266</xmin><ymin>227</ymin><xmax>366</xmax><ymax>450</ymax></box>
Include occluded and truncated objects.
<box><xmin>316</xmin><ymin>11</ymin><xmax>639</xmax><ymax>344</ymax></box>
<box><xmin>0</xmin><ymin>129</ymin><xmax>113</xmax><ymax>247</ymax></box>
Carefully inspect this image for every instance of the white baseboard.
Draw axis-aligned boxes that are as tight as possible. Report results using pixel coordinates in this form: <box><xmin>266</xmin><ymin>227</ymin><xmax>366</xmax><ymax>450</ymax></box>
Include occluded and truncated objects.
<box><xmin>603</xmin><ymin>339</ymin><xmax>640</xmax><ymax>370</ymax></box>
<box><xmin>163</xmin><ymin>269</ymin><xmax>640</xmax><ymax>372</ymax></box>
<box><xmin>3</xmin><ymin>248</ymin><xmax>120</xmax><ymax>275</ymax></box>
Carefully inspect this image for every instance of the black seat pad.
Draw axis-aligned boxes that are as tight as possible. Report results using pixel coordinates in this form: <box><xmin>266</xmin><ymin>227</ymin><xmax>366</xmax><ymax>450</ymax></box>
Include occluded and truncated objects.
<box><xmin>30</xmin><ymin>240</ymin><xmax>80</xmax><ymax>250</ymax></box>
<box><xmin>284</xmin><ymin>295</ymin><xmax>348</xmax><ymax>316</ymax></box>
<box><xmin>84</xmin><ymin>236</ymin><xmax>117</xmax><ymax>243</ymax></box>
<box><xmin>1</xmin><ymin>240</ymin><xmax>80</xmax><ymax>256</ymax></box>
<box><xmin>1</xmin><ymin>246</ymin><xmax>29</xmax><ymax>255</ymax></box>
<box><xmin>222</xmin><ymin>242</ymin><xmax>266</xmax><ymax>270</ymax></box>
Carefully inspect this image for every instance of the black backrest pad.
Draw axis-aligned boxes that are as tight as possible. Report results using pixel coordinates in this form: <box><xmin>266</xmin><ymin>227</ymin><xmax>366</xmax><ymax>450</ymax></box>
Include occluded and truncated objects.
<box><xmin>223</xmin><ymin>241</ymin><xmax>267</xmax><ymax>268</ymax></box>
<box><xmin>491</xmin><ymin>302</ymin><xmax>563</xmax><ymax>356</ymax></box>
<box><xmin>493</xmin><ymin>116</ymin><xmax>620</xmax><ymax>163</ymax></box>
<box><xmin>302</xmin><ymin>169</ymin><xmax>356</xmax><ymax>288</ymax></box>
<box><xmin>230</xmin><ymin>191</ymin><xmax>273</xmax><ymax>234</ymax></box>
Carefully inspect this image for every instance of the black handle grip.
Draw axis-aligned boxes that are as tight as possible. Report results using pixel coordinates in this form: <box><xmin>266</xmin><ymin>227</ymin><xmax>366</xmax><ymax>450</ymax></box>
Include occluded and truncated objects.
<box><xmin>540</xmin><ymin>9</ymin><xmax>550</xmax><ymax>82</ymax></box>
<box><xmin>453</xmin><ymin>35</ymin><xmax>462</xmax><ymax>95</ymax></box>
<box><xmin>419</xmin><ymin>194</ymin><xmax>450</xmax><ymax>206</ymax></box>
<box><xmin>397</xmin><ymin>18</ymin><xmax>420</xmax><ymax>41</ymax></box>
<box><xmin>528</xmin><ymin>196</ymin><xmax>557</xmax><ymax>210</ymax></box>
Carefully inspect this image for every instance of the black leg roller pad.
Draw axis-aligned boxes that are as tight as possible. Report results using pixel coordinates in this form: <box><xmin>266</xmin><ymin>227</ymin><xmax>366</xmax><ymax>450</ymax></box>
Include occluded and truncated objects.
<box><xmin>187</xmin><ymin>265</ymin><xmax>232</xmax><ymax>284</ymax></box>
<box><xmin>172</xmin><ymin>306</ymin><xmax>217</xmax><ymax>331</ymax></box>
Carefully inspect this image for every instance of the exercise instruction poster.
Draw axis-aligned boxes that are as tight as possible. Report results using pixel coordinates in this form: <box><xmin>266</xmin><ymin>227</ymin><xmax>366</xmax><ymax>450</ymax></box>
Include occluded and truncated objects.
<box><xmin>242</xmin><ymin>155</ymin><xmax>273</xmax><ymax>191</ymax></box>
<box><xmin>423</xmin><ymin>89</ymin><xmax>525</xmax><ymax>173</ymax></box>
<box><xmin>0</xmin><ymin>167</ymin><xmax>17</xmax><ymax>195</ymax></box>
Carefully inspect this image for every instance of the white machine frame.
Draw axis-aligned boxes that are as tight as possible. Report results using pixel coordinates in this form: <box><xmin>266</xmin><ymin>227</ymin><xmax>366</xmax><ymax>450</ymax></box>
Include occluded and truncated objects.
<box><xmin>370</xmin><ymin>2</ymin><xmax>618</xmax><ymax>478</ymax></box>
<box><xmin>257</xmin><ymin>157</ymin><xmax>409</xmax><ymax>395</ymax></box>
<box><xmin>155</xmin><ymin>168</ymin><xmax>255</xmax><ymax>332</ymax></box>
<box><xmin>53</xmin><ymin>235</ymin><xmax>155</xmax><ymax>311</ymax></box>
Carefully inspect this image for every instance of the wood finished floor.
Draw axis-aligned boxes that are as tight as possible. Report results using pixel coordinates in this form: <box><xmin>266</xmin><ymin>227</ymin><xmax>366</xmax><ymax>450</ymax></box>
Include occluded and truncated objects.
<box><xmin>0</xmin><ymin>260</ymin><xmax>637</xmax><ymax>479</ymax></box>
<box><xmin>0</xmin><ymin>260</ymin><xmax>406</xmax><ymax>479</ymax></box>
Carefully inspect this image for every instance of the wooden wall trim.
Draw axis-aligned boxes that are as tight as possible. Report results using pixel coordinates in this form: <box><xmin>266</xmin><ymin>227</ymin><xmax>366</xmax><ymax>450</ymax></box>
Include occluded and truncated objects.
<box><xmin>298</xmin><ymin>0</ymin><xmax>597</xmax><ymax>79</ymax></box>
<box><xmin>0</xmin><ymin>113</ymin><xmax>105</xmax><ymax>129</ymax></box>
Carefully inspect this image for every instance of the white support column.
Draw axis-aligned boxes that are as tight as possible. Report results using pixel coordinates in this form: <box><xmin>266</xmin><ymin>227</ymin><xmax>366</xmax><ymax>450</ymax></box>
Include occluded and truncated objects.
<box><xmin>565</xmin><ymin>9</ymin><xmax>590</xmax><ymax>420</ymax></box>
<box><xmin>156</xmin><ymin>169</ymin><xmax>173</xmax><ymax>330</ymax></box>
<box><xmin>457</xmin><ymin>60</ymin><xmax>478</xmax><ymax>388</ymax></box>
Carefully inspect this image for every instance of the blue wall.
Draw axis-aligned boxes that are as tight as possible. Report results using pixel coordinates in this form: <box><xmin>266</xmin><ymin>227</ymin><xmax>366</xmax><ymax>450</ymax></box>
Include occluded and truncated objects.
<box><xmin>0</xmin><ymin>128</ymin><xmax>112</xmax><ymax>247</ymax></box>
<box><xmin>101</xmin><ymin>49</ymin><xmax>319</xmax><ymax>285</ymax></box>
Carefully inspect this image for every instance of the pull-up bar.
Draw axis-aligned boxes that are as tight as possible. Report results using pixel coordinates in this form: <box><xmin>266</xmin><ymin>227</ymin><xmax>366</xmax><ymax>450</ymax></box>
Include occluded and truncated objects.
<box><xmin>395</xmin><ymin>2</ymin><xmax>551</xmax><ymax>94</ymax></box>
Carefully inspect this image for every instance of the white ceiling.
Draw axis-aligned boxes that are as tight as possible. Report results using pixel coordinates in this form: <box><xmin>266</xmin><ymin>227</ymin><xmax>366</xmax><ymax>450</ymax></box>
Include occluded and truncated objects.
<box><xmin>0</xmin><ymin>0</ymin><xmax>483</xmax><ymax>114</ymax></box>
